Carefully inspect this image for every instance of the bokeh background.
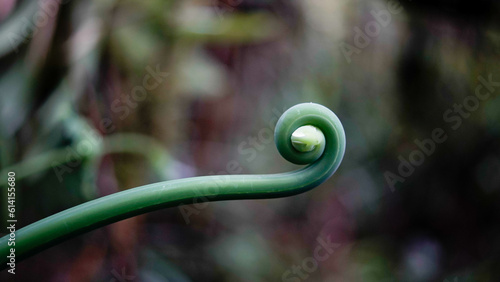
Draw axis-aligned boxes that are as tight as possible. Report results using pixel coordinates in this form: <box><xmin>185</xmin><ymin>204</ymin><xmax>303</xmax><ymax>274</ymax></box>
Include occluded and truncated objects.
<box><xmin>1</xmin><ymin>0</ymin><xmax>500</xmax><ymax>281</ymax></box>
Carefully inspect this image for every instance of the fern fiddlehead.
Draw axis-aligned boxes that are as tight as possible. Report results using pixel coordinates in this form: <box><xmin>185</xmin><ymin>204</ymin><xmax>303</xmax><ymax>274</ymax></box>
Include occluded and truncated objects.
<box><xmin>0</xmin><ymin>102</ymin><xmax>346</xmax><ymax>268</ymax></box>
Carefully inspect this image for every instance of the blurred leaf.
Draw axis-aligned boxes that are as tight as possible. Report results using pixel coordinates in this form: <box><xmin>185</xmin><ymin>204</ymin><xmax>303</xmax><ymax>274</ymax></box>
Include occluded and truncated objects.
<box><xmin>111</xmin><ymin>22</ymin><xmax>163</xmax><ymax>70</ymax></box>
<box><xmin>176</xmin><ymin>9</ymin><xmax>284</xmax><ymax>44</ymax></box>
<box><xmin>174</xmin><ymin>48</ymin><xmax>228</xmax><ymax>97</ymax></box>
<box><xmin>0</xmin><ymin>62</ymin><xmax>32</xmax><ymax>137</ymax></box>
<box><xmin>0</xmin><ymin>0</ymin><xmax>38</xmax><ymax>57</ymax></box>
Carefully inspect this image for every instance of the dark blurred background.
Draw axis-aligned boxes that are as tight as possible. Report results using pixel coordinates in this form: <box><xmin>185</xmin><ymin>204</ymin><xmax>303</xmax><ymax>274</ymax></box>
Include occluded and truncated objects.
<box><xmin>1</xmin><ymin>0</ymin><xmax>500</xmax><ymax>281</ymax></box>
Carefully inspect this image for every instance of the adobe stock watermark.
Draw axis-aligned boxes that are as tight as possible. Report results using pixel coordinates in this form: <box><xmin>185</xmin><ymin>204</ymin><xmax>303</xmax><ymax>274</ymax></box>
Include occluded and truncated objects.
<box><xmin>178</xmin><ymin>106</ymin><xmax>289</xmax><ymax>224</ymax></box>
<box><xmin>51</xmin><ymin>65</ymin><xmax>169</xmax><ymax>182</ymax></box>
<box><xmin>384</xmin><ymin>128</ymin><xmax>448</xmax><ymax>192</ymax></box>
<box><xmin>339</xmin><ymin>0</ymin><xmax>404</xmax><ymax>64</ymax></box>
<box><xmin>385</xmin><ymin>74</ymin><xmax>500</xmax><ymax>191</ymax></box>
<box><xmin>110</xmin><ymin>267</ymin><xmax>135</xmax><ymax>282</ymax></box>
<box><xmin>281</xmin><ymin>235</ymin><xmax>341</xmax><ymax>282</ymax></box>
<box><xmin>9</xmin><ymin>0</ymin><xmax>71</xmax><ymax>53</ymax></box>
<box><xmin>107</xmin><ymin>65</ymin><xmax>169</xmax><ymax>123</ymax></box>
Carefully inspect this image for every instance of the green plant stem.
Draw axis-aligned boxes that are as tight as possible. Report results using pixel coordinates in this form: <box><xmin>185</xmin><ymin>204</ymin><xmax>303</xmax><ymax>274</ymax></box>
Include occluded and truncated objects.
<box><xmin>0</xmin><ymin>103</ymin><xmax>346</xmax><ymax>269</ymax></box>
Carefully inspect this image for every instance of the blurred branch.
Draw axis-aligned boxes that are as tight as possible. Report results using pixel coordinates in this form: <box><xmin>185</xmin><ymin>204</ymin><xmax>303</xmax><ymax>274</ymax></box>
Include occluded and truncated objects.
<box><xmin>0</xmin><ymin>133</ymin><xmax>174</xmax><ymax>186</ymax></box>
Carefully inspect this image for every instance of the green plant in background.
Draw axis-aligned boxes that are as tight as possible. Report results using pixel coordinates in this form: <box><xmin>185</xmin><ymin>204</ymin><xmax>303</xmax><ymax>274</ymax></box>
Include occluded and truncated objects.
<box><xmin>0</xmin><ymin>102</ymin><xmax>345</xmax><ymax>269</ymax></box>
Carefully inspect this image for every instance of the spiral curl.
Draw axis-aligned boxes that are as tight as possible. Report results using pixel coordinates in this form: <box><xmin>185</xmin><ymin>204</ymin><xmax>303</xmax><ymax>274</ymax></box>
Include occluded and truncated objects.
<box><xmin>0</xmin><ymin>103</ymin><xmax>345</xmax><ymax>268</ymax></box>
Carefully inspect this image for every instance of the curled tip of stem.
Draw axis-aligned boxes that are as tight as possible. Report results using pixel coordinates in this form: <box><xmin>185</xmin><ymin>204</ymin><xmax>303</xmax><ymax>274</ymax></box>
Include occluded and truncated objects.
<box><xmin>274</xmin><ymin>103</ymin><xmax>344</xmax><ymax>166</ymax></box>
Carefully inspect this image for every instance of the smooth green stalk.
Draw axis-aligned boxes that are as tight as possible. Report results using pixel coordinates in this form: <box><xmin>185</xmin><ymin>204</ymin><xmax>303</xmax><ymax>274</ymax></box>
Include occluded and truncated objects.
<box><xmin>0</xmin><ymin>103</ymin><xmax>346</xmax><ymax>269</ymax></box>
